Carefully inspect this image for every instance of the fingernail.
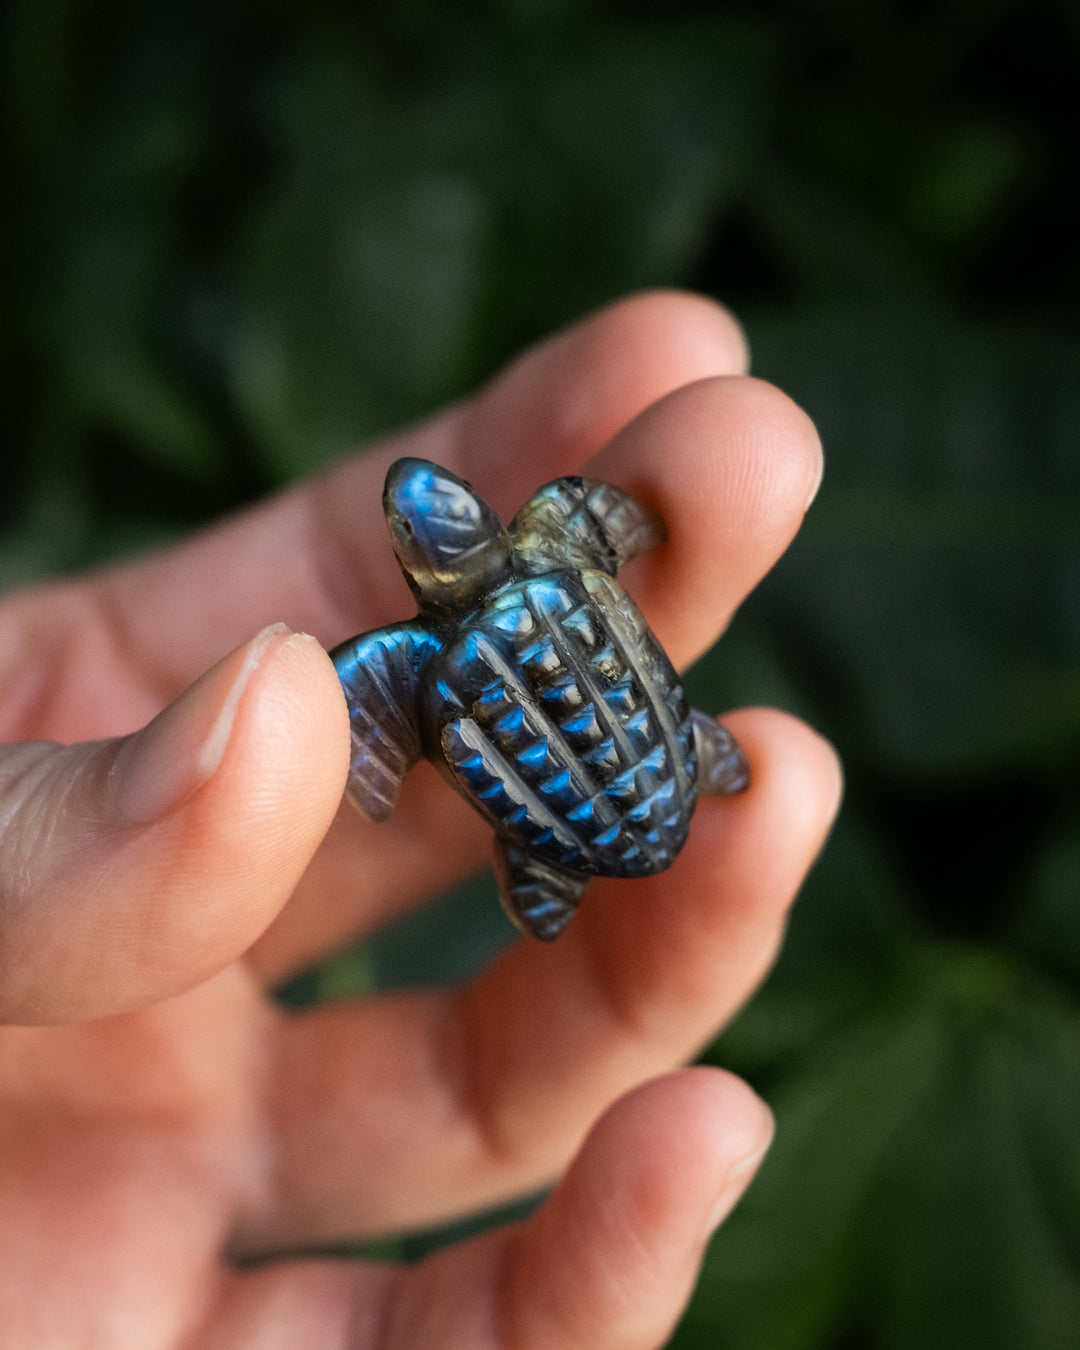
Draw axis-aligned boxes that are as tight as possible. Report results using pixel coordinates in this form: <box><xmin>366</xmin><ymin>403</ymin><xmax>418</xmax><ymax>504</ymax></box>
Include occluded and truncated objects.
<box><xmin>804</xmin><ymin>452</ymin><xmax>824</xmax><ymax>512</ymax></box>
<box><xmin>110</xmin><ymin>623</ymin><xmax>295</xmax><ymax>824</ymax></box>
<box><xmin>703</xmin><ymin>1103</ymin><xmax>775</xmax><ymax>1236</ymax></box>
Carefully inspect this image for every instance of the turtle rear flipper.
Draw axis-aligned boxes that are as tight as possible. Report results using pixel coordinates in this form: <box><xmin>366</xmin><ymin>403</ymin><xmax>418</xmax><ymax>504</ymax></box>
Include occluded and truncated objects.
<box><xmin>330</xmin><ymin>622</ymin><xmax>442</xmax><ymax>821</ymax></box>
<box><xmin>691</xmin><ymin>709</ymin><xmax>750</xmax><ymax>796</ymax></box>
<box><xmin>495</xmin><ymin>837</ymin><xmax>591</xmax><ymax>941</ymax></box>
<box><xmin>510</xmin><ymin>476</ymin><xmax>666</xmax><ymax>577</ymax></box>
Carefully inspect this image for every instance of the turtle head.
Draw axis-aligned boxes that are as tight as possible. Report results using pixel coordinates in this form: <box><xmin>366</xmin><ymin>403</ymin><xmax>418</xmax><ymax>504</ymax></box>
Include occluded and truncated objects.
<box><xmin>383</xmin><ymin>458</ymin><xmax>512</xmax><ymax>615</ymax></box>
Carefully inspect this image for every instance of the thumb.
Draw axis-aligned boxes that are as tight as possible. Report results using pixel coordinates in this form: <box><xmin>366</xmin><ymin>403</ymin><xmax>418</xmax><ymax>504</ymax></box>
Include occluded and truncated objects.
<box><xmin>0</xmin><ymin>624</ymin><xmax>349</xmax><ymax>1025</ymax></box>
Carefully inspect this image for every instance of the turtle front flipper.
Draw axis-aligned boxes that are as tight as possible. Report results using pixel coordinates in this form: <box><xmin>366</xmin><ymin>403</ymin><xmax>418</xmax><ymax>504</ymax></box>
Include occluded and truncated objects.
<box><xmin>691</xmin><ymin>709</ymin><xmax>750</xmax><ymax>796</ymax></box>
<box><xmin>510</xmin><ymin>476</ymin><xmax>666</xmax><ymax>577</ymax></box>
<box><xmin>494</xmin><ymin>837</ymin><xmax>591</xmax><ymax>941</ymax></box>
<box><xmin>330</xmin><ymin>622</ymin><xmax>442</xmax><ymax>822</ymax></box>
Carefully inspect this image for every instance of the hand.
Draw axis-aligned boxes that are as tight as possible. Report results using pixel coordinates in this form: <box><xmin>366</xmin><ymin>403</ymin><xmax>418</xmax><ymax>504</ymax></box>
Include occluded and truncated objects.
<box><xmin>0</xmin><ymin>292</ymin><xmax>840</xmax><ymax>1348</ymax></box>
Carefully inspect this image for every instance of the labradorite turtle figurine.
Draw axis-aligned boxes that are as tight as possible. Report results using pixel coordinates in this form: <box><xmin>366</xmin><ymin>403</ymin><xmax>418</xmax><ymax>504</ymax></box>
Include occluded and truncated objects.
<box><xmin>331</xmin><ymin>458</ymin><xmax>749</xmax><ymax>941</ymax></box>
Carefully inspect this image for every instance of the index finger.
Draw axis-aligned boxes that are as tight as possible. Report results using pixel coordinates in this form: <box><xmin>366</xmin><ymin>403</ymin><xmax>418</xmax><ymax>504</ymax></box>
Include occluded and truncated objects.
<box><xmin>88</xmin><ymin>291</ymin><xmax>752</xmax><ymax>698</ymax></box>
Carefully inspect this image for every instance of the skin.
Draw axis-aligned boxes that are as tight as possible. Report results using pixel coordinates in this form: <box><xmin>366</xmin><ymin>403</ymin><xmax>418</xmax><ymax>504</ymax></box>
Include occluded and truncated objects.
<box><xmin>0</xmin><ymin>292</ymin><xmax>841</xmax><ymax>1349</ymax></box>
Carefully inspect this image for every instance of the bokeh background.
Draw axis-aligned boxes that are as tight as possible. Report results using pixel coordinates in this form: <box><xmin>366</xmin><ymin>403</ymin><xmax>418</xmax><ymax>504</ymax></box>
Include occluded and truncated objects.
<box><xmin>3</xmin><ymin>2</ymin><xmax>1078</xmax><ymax>1345</ymax></box>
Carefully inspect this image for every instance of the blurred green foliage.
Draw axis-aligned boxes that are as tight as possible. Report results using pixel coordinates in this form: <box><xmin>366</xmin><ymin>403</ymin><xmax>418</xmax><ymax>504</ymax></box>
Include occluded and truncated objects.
<box><xmin>3</xmin><ymin>0</ymin><xmax>1078</xmax><ymax>1345</ymax></box>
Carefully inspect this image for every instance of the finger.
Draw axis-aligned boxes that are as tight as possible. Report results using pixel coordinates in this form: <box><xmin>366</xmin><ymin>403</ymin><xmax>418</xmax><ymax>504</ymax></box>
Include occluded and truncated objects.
<box><xmin>188</xmin><ymin>1261</ymin><xmax>395</xmax><ymax>1350</ymax></box>
<box><xmin>71</xmin><ymin>290</ymin><xmax>750</xmax><ymax>701</ymax></box>
<box><xmin>584</xmin><ymin>372</ymin><xmax>822</xmax><ymax>665</ymax></box>
<box><xmin>0</xmin><ymin>627</ymin><xmax>347</xmax><ymax>1024</ymax></box>
<box><xmin>496</xmin><ymin>1067</ymin><xmax>772</xmax><ymax>1350</ymax></box>
<box><xmin>235</xmin><ymin>709</ymin><xmax>839</xmax><ymax>1248</ymax></box>
<box><xmin>203</xmin><ymin>1069</ymin><xmax>770</xmax><ymax>1350</ymax></box>
<box><xmin>381</xmin><ymin>1069</ymin><xmax>773</xmax><ymax>1350</ymax></box>
<box><xmin>249</xmin><ymin>368</ymin><xmax>822</xmax><ymax>983</ymax></box>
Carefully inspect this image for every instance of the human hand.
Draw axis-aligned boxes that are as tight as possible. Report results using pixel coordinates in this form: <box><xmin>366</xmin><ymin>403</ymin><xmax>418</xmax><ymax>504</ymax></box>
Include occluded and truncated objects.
<box><xmin>0</xmin><ymin>292</ymin><xmax>840</xmax><ymax>1348</ymax></box>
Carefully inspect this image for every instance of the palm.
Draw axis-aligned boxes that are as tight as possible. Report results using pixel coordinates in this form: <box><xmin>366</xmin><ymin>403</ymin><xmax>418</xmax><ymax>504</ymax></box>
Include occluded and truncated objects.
<box><xmin>0</xmin><ymin>970</ymin><xmax>269</xmax><ymax>1341</ymax></box>
<box><xmin>0</xmin><ymin>295</ymin><xmax>839</xmax><ymax>1349</ymax></box>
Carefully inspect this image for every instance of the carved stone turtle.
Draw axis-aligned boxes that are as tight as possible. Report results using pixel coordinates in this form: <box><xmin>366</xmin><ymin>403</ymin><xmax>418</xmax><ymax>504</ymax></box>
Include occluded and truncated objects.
<box><xmin>331</xmin><ymin>458</ymin><xmax>749</xmax><ymax>941</ymax></box>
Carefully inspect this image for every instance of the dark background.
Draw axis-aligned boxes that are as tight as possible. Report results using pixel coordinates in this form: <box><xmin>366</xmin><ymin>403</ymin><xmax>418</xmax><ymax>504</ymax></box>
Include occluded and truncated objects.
<box><xmin>3</xmin><ymin>2</ymin><xmax>1078</xmax><ymax>1346</ymax></box>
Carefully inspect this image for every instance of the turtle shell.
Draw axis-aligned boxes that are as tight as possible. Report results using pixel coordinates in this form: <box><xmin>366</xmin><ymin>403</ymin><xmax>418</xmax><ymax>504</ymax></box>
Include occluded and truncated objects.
<box><xmin>421</xmin><ymin>569</ymin><xmax>699</xmax><ymax>877</ymax></box>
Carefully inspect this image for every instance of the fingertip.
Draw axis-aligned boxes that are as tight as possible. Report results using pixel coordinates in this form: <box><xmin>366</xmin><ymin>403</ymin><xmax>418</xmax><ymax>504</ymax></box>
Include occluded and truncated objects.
<box><xmin>506</xmin><ymin>1067</ymin><xmax>773</xmax><ymax>1349</ymax></box>
<box><xmin>565</xmin><ymin>707</ymin><xmax>840</xmax><ymax>1056</ymax></box>
<box><xmin>580</xmin><ymin>1067</ymin><xmax>775</xmax><ymax>1242</ymax></box>
<box><xmin>719</xmin><ymin>374</ymin><xmax>824</xmax><ymax>510</ymax></box>
<box><xmin>113</xmin><ymin>625</ymin><xmax>351</xmax><ymax>1004</ymax></box>
<box><xmin>686</xmin><ymin>1068</ymin><xmax>775</xmax><ymax>1234</ymax></box>
<box><xmin>456</xmin><ymin>290</ymin><xmax>753</xmax><ymax>513</ymax></box>
<box><xmin>179</xmin><ymin>627</ymin><xmax>350</xmax><ymax>929</ymax></box>
<box><xmin>221</xmin><ymin>628</ymin><xmax>351</xmax><ymax>810</ymax></box>
<box><xmin>591</xmin><ymin>373</ymin><xmax>824</xmax><ymax>665</ymax></box>
<box><xmin>673</xmin><ymin>705</ymin><xmax>843</xmax><ymax>951</ymax></box>
<box><xmin>108</xmin><ymin>623</ymin><xmax>294</xmax><ymax>824</ymax></box>
<box><xmin>0</xmin><ymin>629</ymin><xmax>350</xmax><ymax>1024</ymax></box>
<box><xmin>721</xmin><ymin>705</ymin><xmax>844</xmax><ymax>843</ymax></box>
<box><xmin>578</xmin><ymin>289</ymin><xmax>751</xmax><ymax>382</ymax></box>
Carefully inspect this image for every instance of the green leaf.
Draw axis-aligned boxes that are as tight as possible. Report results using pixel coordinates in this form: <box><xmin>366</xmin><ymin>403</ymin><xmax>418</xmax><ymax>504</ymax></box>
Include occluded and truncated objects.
<box><xmin>878</xmin><ymin>1022</ymin><xmax>1080</xmax><ymax>1350</ymax></box>
<box><xmin>67</xmin><ymin>340</ymin><xmax>224</xmax><ymax>486</ymax></box>
<box><xmin>724</xmin><ymin>305</ymin><xmax>1080</xmax><ymax>778</ymax></box>
<box><xmin>1014</xmin><ymin>807</ymin><xmax>1080</xmax><ymax>983</ymax></box>
<box><xmin>713</xmin><ymin>805</ymin><xmax>921</xmax><ymax>1078</ymax></box>
<box><xmin>677</xmin><ymin>1000</ymin><xmax>950</xmax><ymax>1349</ymax></box>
